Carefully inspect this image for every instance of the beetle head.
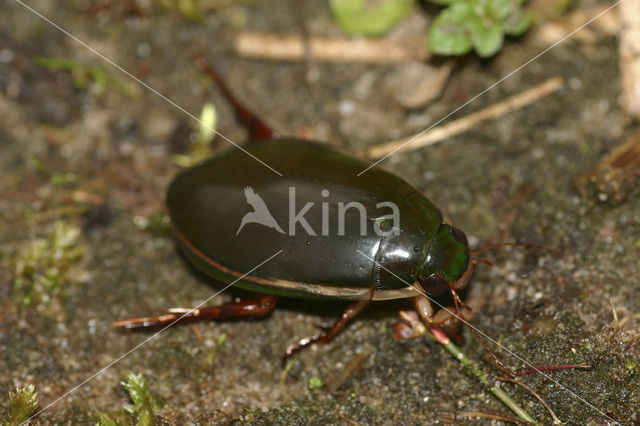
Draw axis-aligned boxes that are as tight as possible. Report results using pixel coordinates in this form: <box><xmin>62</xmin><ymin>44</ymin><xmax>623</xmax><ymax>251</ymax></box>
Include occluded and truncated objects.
<box><xmin>416</xmin><ymin>224</ymin><xmax>473</xmax><ymax>297</ymax></box>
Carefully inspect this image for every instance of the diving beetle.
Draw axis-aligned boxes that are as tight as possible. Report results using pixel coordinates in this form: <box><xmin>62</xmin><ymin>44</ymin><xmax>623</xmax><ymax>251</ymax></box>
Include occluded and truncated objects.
<box><xmin>115</xmin><ymin>55</ymin><xmax>508</xmax><ymax>360</ymax></box>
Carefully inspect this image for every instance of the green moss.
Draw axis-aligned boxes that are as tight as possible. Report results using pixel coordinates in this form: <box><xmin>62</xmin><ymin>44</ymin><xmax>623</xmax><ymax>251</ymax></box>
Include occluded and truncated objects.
<box><xmin>95</xmin><ymin>373</ymin><xmax>162</xmax><ymax>426</ymax></box>
<box><xmin>624</xmin><ymin>360</ymin><xmax>638</xmax><ymax>374</ymax></box>
<box><xmin>95</xmin><ymin>413</ymin><xmax>118</xmax><ymax>426</ymax></box>
<box><xmin>2</xmin><ymin>385</ymin><xmax>39</xmax><ymax>426</ymax></box>
<box><xmin>121</xmin><ymin>372</ymin><xmax>161</xmax><ymax>420</ymax></box>
<box><xmin>33</xmin><ymin>57</ymin><xmax>137</xmax><ymax>98</ymax></box>
<box><xmin>10</xmin><ymin>221</ymin><xmax>85</xmax><ymax>306</ymax></box>
<box><xmin>158</xmin><ymin>0</ymin><xmax>206</xmax><ymax>22</ymax></box>
<box><xmin>133</xmin><ymin>212</ymin><xmax>170</xmax><ymax>238</ymax></box>
<box><xmin>205</xmin><ymin>333</ymin><xmax>228</xmax><ymax>365</ymax></box>
<box><xmin>308</xmin><ymin>376</ymin><xmax>323</xmax><ymax>390</ymax></box>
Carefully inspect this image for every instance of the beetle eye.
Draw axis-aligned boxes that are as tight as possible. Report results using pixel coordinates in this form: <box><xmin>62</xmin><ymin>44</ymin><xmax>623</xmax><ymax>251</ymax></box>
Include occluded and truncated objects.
<box><xmin>450</xmin><ymin>226</ymin><xmax>468</xmax><ymax>246</ymax></box>
<box><xmin>418</xmin><ymin>273</ymin><xmax>450</xmax><ymax>297</ymax></box>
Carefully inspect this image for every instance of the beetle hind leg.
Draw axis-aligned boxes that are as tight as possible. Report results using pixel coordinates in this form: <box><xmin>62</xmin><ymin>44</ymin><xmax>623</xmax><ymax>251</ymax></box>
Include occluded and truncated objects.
<box><xmin>193</xmin><ymin>54</ymin><xmax>276</xmax><ymax>141</ymax></box>
<box><xmin>282</xmin><ymin>300</ymin><xmax>369</xmax><ymax>365</ymax></box>
<box><xmin>112</xmin><ymin>294</ymin><xmax>278</xmax><ymax>329</ymax></box>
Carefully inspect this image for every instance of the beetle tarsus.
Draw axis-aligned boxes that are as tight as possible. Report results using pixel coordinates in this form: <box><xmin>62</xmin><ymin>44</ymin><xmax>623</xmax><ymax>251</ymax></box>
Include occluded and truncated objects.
<box><xmin>281</xmin><ymin>299</ymin><xmax>369</xmax><ymax>365</ymax></box>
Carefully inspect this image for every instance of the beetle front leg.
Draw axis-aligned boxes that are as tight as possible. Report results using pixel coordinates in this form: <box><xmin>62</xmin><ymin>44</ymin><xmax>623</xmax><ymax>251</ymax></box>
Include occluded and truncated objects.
<box><xmin>412</xmin><ymin>295</ymin><xmax>471</xmax><ymax>326</ymax></box>
<box><xmin>112</xmin><ymin>294</ymin><xmax>278</xmax><ymax>329</ymax></box>
<box><xmin>282</xmin><ymin>299</ymin><xmax>369</xmax><ymax>365</ymax></box>
<box><xmin>393</xmin><ymin>296</ymin><xmax>473</xmax><ymax>340</ymax></box>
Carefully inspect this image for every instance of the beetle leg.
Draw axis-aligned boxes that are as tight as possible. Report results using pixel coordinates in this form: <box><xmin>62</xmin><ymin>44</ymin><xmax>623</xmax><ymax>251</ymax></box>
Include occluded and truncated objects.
<box><xmin>112</xmin><ymin>294</ymin><xmax>278</xmax><ymax>329</ymax></box>
<box><xmin>193</xmin><ymin>54</ymin><xmax>276</xmax><ymax>141</ymax></box>
<box><xmin>450</xmin><ymin>288</ymin><xmax>472</xmax><ymax>313</ymax></box>
<box><xmin>411</xmin><ymin>295</ymin><xmax>471</xmax><ymax>326</ymax></box>
<box><xmin>282</xmin><ymin>300</ymin><xmax>369</xmax><ymax>365</ymax></box>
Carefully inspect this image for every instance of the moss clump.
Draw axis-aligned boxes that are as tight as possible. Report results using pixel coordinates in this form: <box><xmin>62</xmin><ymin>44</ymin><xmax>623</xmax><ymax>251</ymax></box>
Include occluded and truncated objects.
<box><xmin>2</xmin><ymin>385</ymin><xmax>39</xmax><ymax>426</ymax></box>
<box><xmin>98</xmin><ymin>372</ymin><xmax>161</xmax><ymax>426</ymax></box>
<box><xmin>10</xmin><ymin>221</ymin><xmax>85</xmax><ymax>306</ymax></box>
<box><xmin>308</xmin><ymin>376</ymin><xmax>323</xmax><ymax>390</ymax></box>
<box><xmin>33</xmin><ymin>57</ymin><xmax>137</xmax><ymax>97</ymax></box>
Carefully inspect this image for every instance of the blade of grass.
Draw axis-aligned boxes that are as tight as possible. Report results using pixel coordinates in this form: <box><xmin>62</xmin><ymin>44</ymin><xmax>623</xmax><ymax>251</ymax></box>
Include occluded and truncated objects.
<box><xmin>428</xmin><ymin>327</ymin><xmax>538</xmax><ymax>425</ymax></box>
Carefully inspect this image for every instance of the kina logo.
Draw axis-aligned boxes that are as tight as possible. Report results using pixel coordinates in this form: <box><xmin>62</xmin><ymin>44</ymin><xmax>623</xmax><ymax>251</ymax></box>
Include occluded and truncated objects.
<box><xmin>236</xmin><ymin>186</ymin><xmax>400</xmax><ymax>237</ymax></box>
<box><xmin>236</xmin><ymin>186</ymin><xmax>285</xmax><ymax>235</ymax></box>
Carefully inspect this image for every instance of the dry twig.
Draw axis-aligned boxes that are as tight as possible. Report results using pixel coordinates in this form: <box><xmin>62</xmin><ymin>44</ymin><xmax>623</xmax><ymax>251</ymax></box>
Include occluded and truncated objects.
<box><xmin>618</xmin><ymin>1</ymin><xmax>640</xmax><ymax>119</ymax></box>
<box><xmin>534</xmin><ymin>5</ymin><xmax>620</xmax><ymax>45</ymax></box>
<box><xmin>361</xmin><ymin>77</ymin><xmax>563</xmax><ymax>159</ymax></box>
<box><xmin>233</xmin><ymin>31</ymin><xmax>430</xmax><ymax>63</ymax></box>
<box><xmin>458</xmin><ymin>410</ymin><xmax>525</xmax><ymax>424</ymax></box>
<box><xmin>498</xmin><ymin>376</ymin><xmax>562</xmax><ymax>424</ymax></box>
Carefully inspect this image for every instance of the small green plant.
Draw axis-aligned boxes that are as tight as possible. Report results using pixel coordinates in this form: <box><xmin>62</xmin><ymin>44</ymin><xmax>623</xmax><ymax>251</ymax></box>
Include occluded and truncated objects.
<box><xmin>428</xmin><ymin>0</ymin><xmax>531</xmax><ymax>57</ymax></box>
<box><xmin>133</xmin><ymin>211</ymin><xmax>170</xmax><ymax>237</ymax></box>
<box><xmin>33</xmin><ymin>57</ymin><xmax>136</xmax><ymax>97</ymax></box>
<box><xmin>27</xmin><ymin>156</ymin><xmax>80</xmax><ymax>187</ymax></box>
<box><xmin>97</xmin><ymin>373</ymin><xmax>161</xmax><ymax>426</ymax></box>
<box><xmin>330</xmin><ymin>0</ymin><xmax>532</xmax><ymax>58</ymax></box>
<box><xmin>172</xmin><ymin>102</ymin><xmax>218</xmax><ymax>168</ymax></box>
<box><xmin>122</xmin><ymin>372</ymin><xmax>160</xmax><ymax>422</ymax></box>
<box><xmin>96</xmin><ymin>413</ymin><xmax>118</xmax><ymax>426</ymax></box>
<box><xmin>308</xmin><ymin>376</ymin><xmax>323</xmax><ymax>390</ymax></box>
<box><xmin>158</xmin><ymin>0</ymin><xmax>205</xmax><ymax>22</ymax></box>
<box><xmin>205</xmin><ymin>333</ymin><xmax>228</xmax><ymax>365</ymax></box>
<box><xmin>2</xmin><ymin>385</ymin><xmax>39</xmax><ymax>426</ymax></box>
<box><xmin>11</xmin><ymin>221</ymin><xmax>85</xmax><ymax>306</ymax></box>
<box><xmin>329</xmin><ymin>0</ymin><xmax>415</xmax><ymax>37</ymax></box>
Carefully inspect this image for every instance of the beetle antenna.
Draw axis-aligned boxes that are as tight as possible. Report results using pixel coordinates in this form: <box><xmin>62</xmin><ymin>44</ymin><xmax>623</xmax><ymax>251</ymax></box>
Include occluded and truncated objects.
<box><xmin>470</xmin><ymin>242</ymin><xmax>560</xmax><ymax>257</ymax></box>
<box><xmin>472</xmin><ymin>258</ymin><xmax>493</xmax><ymax>266</ymax></box>
<box><xmin>450</xmin><ymin>288</ymin><xmax>506</xmax><ymax>369</ymax></box>
<box><xmin>467</xmin><ymin>322</ymin><xmax>506</xmax><ymax>368</ymax></box>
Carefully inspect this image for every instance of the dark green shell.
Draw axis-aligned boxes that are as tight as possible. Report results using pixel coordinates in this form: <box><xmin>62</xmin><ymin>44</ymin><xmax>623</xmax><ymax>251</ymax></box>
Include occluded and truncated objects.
<box><xmin>168</xmin><ymin>139</ymin><xmax>444</xmax><ymax>300</ymax></box>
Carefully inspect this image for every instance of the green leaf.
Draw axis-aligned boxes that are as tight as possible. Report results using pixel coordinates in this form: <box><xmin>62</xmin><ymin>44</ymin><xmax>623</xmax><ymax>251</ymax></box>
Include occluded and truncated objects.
<box><xmin>33</xmin><ymin>56</ymin><xmax>77</xmax><ymax>70</ymax></box>
<box><xmin>427</xmin><ymin>0</ymin><xmax>531</xmax><ymax>57</ymax></box>
<box><xmin>469</xmin><ymin>20</ymin><xmax>504</xmax><ymax>57</ymax></box>
<box><xmin>96</xmin><ymin>413</ymin><xmax>117</xmax><ymax>426</ymax></box>
<box><xmin>440</xmin><ymin>0</ymin><xmax>475</xmax><ymax>21</ymax></box>
<box><xmin>136</xmin><ymin>404</ymin><xmax>154</xmax><ymax>426</ymax></box>
<box><xmin>427</xmin><ymin>3</ymin><xmax>474</xmax><ymax>56</ymax></box>
<box><xmin>121</xmin><ymin>372</ymin><xmax>160</xmax><ymax>418</ymax></box>
<box><xmin>487</xmin><ymin>0</ymin><xmax>515</xmax><ymax>21</ymax></box>
<box><xmin>487</xmin><ymin>0</ymin><xmax>531</xmax><ymax>34</ymax></box>
<box><xmin>330</xmin><ymin>0</ymin><xmax>415</xmax><ymax>37</ymax></box>
<box><xmin>503</xmin><ymin>9</ymin><xmax>532</xmax><ymax>35</ymax></box>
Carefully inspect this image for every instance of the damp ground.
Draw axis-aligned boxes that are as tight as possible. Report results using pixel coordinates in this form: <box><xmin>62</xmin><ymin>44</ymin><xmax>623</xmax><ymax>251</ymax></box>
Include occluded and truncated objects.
<box><xmin>0</xmin><ymin>1</ymin><xmax>638</xmax><ymax>424</ymax></box>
